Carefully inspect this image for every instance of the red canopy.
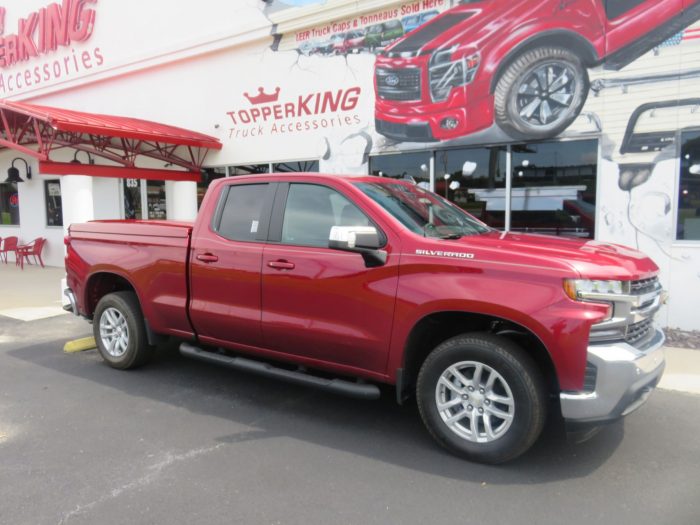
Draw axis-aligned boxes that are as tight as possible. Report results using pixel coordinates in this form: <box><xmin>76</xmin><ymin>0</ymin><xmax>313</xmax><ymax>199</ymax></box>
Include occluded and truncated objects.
<box><xmin>0</xmin><ymin>99</ymin><xmax>222</xmax><ymax>181</ymax></box>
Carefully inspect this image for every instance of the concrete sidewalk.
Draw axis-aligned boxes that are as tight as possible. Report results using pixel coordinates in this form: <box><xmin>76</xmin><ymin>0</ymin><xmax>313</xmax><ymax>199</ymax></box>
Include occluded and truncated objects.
<box><xmin>0</xmin><ymin>261</ymin><xmax>697</xmax><ymax>394</ymax></box>
<box><xmin>0</xmin><ymin>263</ymin><xmax>67</xmax><ymax>321</ymax></box>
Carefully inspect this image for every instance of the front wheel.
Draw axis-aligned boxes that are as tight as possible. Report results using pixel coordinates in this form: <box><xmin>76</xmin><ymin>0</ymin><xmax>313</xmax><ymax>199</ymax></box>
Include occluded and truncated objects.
<box><xmin>417</xmin><ymin>333</ymin><xmax>546</xmax><ymax>464</ymax></box>
<box><xmin>93</xmin><ymin>291</ymin><xmax>154</xmax><ymax>370</ymax></box>
<box><xmin>494</xmin><ymin>46</ymin><xmax>589</xmax><ymax>140</ymax></box>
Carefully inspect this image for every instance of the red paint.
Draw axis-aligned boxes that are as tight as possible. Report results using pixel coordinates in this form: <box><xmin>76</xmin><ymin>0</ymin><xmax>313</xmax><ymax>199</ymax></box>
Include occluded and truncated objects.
<box><xmin>65</xmin><ymin>174</ymin><xmax>660</xmax><ymax>391</ymax></box>
<box><xmin>374</xmin><ymin>0</ymin><xmax>689</xmax><ymax>141</ymax></box>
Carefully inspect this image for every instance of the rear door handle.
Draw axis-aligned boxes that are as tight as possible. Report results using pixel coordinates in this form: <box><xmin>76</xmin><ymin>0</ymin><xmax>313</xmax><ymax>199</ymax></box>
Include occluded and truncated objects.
<box><xmin>268</xmin><ymin>260</ymin><xmax>295</xmax><ymax>270</ymax></box>
<box><xmin>196</xmin><ymin>253</ymin><xmax>219</xmax><ymax>263</ymax></box>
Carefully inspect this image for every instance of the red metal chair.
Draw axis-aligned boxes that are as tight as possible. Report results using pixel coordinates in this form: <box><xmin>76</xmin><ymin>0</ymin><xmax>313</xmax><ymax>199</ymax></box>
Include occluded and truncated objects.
<box><xmin>0</xmin><ymin>236</ymin><xmax>19</xmax><ymax>264</ymax></box>
<box><xmin>16</xmin><ymin>237</ymin><xmax>46</xmax><ymax>269</ymax></box>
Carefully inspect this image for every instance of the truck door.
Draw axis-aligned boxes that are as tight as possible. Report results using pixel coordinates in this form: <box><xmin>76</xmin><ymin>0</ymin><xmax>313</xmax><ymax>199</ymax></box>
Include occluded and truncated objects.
<box><xmin>261</xmin><ymin>182</ymin><xmax>400</xmax><ymax>374</ymax></box>
<box><xmin>189</xmin><ymin>182</ymin><xmax>275</xmax><ymax>349</ymax></box>
<box><xmin>602</xmin><ymin>0</ymin><xmax>684</xmax><ymax>58</ymax></box>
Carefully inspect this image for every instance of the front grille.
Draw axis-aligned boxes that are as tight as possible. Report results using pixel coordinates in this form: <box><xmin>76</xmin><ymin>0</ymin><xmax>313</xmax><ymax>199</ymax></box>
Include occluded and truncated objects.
<box><xmin>376</xmin><ymin>68</ymin><xmax>421</xmax><ymax>101</ymax></box>
<box><xmin>625</xmin><ymin>318</ymin><xmax>654</xmax><ymax>346</ymax></box>
<box><xmin>630</xmin><ymin>276</ymin><xmax>659</xmax><ymax>295</ymax></box>
<box><xmin>583</xmin><ymin>362</ymin><xmax>597</xmax><ymax>393</ymax></box>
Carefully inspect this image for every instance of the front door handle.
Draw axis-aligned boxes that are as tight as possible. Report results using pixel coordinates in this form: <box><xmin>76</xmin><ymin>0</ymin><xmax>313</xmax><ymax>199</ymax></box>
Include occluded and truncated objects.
<box><xmin>196</xmin><ymin>253</ymin><xmax>219</xmax><ymax>263</ymax></box>
<box><xmin>268</xmin><ymin>260</ymin><xmax>295</xmax><ymax>270</ymax></box>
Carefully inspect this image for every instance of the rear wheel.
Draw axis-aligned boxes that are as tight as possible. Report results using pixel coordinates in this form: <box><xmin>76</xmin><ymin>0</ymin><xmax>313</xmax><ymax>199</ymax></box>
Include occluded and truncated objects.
<box><xmin>93</xmin><ymin>291</ymin><xmax>154</xmax><ymax>369</ymax></box>
<box><xmin>417</xmin><ymin>333</ymin><xmax>546</xmax><ymax>464</ymax></box>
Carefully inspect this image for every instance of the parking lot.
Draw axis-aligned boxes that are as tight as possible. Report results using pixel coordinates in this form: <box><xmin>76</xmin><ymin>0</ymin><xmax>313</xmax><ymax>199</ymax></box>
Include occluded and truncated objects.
<box><xmin>1</xmin><ymin>309</ymin><xmax>699</xmax><ymax>525</ymax></box>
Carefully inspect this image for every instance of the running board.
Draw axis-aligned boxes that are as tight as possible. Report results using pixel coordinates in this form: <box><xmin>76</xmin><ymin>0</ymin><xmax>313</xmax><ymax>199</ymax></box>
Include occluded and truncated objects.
<box><xmin>179</xmin><ymin>343</ymin><xmax>381</xmax><ymax>400</ymax></box>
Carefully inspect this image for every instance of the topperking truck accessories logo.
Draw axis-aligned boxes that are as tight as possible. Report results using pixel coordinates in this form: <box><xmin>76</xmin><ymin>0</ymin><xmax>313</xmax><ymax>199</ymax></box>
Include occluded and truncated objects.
<box><xmin>226</xmin><ymin>85</ymin><xmax>363</xmax><ymax>139</ymax></box>
<box><xmin>0</xmin><ymin>0</ymin><xmax>102</xmax><ymax>94</ymax></box>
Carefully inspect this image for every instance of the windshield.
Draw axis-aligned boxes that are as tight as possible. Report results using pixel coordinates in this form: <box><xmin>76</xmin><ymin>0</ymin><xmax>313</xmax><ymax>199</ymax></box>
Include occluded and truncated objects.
<box><xmin>355</xmin><ymin>181</ymin><xmax>492</xmax><ymax>238</ymax></box>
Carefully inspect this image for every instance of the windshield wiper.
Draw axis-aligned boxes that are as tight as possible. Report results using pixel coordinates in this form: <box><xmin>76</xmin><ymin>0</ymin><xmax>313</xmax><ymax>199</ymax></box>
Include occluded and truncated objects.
<box><xmin>439</xmin><ymin>233</ymin><xmax>463</xmax><ymax>240</ymax></box>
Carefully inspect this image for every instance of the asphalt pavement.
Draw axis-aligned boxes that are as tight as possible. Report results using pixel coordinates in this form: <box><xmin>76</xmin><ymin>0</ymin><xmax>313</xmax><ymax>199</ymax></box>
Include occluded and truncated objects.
<box><xmin>1</xmin><ymin>313</ymin><xmax>699</xmax><ymax>525</ymax></box>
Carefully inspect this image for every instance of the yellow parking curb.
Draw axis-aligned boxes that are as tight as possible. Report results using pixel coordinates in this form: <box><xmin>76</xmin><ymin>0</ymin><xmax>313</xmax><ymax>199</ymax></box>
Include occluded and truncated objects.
<box><xmin>64</xmin><ymin>337</ymin><xmax>96</xmax><ymax>353</ymax></box>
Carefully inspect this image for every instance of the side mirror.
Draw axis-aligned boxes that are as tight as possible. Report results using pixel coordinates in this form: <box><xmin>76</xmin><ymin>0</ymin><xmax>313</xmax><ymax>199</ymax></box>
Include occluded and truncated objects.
<box><xmin>329</xmin><ymin>226</ymin><xmax>387</xmax><ymax>267</ymax></box>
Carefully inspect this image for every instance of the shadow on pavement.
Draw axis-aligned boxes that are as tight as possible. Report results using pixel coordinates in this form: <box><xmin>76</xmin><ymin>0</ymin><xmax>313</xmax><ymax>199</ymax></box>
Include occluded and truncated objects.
<box><xmin>8</xmin><ymin>336</ymin><xmax>624</xmax><ymax>484</ymax></box>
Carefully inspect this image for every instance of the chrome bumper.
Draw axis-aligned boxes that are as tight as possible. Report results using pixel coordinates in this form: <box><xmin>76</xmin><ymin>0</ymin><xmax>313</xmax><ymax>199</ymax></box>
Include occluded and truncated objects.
<box><xmin>560</xmin><ymin>328</ymin><xmax>666</xmax><ymax>423</ymax></box>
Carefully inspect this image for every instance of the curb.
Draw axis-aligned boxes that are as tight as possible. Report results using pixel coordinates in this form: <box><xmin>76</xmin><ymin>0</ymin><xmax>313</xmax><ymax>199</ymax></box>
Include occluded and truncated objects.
<box><xmin>64</xmin><ymin>337</ymin><xmax>96</xmax><ymax>353</ymax></box>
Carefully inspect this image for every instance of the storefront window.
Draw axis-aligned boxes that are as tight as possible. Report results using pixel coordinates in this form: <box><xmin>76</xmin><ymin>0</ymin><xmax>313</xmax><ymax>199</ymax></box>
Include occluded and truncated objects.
<box><xmin>198</xmin><ymin>167</ymin><xmax>227</xmax><ymax>208</ymax></box>
<box><xmin>369</xmin><ymin>151</ymin><xmax>432</xmax><ymax>186</ymax></box>
<box><xmin>678</xmin><ymin>130</ymin><xmax>700</xmax><ymax>241</ymax></box>
<box><xmin>44</xmin><ymin>180</ymin><xmax>63</xmax><ymax>226</ymax></box>
<box><xmin>147</xmin><ymin>180</ymin><xmax>167</xmax><ymax>220</ymax></box>
<box><xmin>123</xmin><ymin>178</ymin><xmax>142</xmax><ymax>219</ymax></box>
<box><xmin>435</xmin><ymin>146</ymin><xmax>507</xmax><ymax>228</ymax></box>
<box><xmin>273</xmin><ymin>160</ymin><xmax>319</xmax><ymax>172</ymax></box>
<box><xmin>230</xmin><ymin>164</ymin><xmax>270</xmax><ymax>176</ymax></box>
<box><xmin>0</xmin><ymin>182</ymin><xmax>20</xmax><ymax>225</ymax></box>
<box><xmin>510</xmin><ymin>139</ymin><xmax>597</xmax><ymax>238</ymax></box>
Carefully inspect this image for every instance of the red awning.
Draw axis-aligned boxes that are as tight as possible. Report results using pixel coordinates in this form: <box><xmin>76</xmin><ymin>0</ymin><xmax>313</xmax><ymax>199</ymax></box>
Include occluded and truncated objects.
<box><xmin>0</xmin><ymin>99</ymin><xmax>222</xmax><ymax>181</ymax></box>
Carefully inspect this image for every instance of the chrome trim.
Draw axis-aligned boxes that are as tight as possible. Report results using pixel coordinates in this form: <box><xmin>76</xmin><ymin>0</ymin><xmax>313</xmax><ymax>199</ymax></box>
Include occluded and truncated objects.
<box><xmin>63</xmin><ymin>288</ymin><xmax>79</xmax><ymax>316</ymax></box>
<box><xmin>560</xmin><ymin>328</ymin><xmax>666</xmax><ymax>423</ymax></box>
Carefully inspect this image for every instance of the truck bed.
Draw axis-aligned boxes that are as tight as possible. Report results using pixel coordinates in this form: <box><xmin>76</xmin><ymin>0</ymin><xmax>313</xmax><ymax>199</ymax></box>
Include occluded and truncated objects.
<box><xmin>67</xmin><ymin>220</ymin><xmax>195</xmax><ymax>339</ymax></box>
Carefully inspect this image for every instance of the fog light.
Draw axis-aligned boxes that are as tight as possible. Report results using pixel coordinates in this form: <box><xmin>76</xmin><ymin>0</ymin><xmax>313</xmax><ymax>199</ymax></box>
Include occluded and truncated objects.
<box><xmin>440</xmin><ymin>117</ymin><xmax>459</xmax><ymax>130</ymax></box>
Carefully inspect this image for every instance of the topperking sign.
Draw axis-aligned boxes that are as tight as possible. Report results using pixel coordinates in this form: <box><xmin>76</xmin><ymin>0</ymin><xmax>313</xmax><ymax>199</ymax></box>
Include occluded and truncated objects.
<box><xmin>0</xmin><ymin>0</ymin><xmax>102</xmax><ymax>94</ymax></box>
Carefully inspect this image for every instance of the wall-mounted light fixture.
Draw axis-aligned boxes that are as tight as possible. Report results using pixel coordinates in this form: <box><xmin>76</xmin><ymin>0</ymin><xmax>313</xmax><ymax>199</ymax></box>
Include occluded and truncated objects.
<box><xmin>5</xmin><ymin>158</ymin><xmax>32</xmax><ymax>183</ymax></box>
<box><xmin>71</xmin><ymin>150</ymin><xmax>95</xmax><ymax>165</ymax></box>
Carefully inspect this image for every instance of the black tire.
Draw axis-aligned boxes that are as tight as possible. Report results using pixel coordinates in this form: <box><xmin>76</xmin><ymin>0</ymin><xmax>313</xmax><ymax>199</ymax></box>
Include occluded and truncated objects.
<box><xmin>416</xmin><ymin>333</ymin><xmax>546</xmax><ymax>464</ymax></box>
<box><xmin>494</xmin><ymin>46</ymin><xmax>589</xmax><ymax>140</ymax></box>
<box><xmin>93</xmin><ymin>291</ymin><xmax>154</xmax><ymax>370</ymax></box>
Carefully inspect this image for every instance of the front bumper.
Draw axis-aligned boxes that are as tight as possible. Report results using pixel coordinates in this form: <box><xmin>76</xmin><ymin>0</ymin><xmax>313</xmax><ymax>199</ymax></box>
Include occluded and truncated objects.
<box><xmin>560</xmin><ymin>328</ymin><xmax>666</xmax><ymax>423</ymax></box>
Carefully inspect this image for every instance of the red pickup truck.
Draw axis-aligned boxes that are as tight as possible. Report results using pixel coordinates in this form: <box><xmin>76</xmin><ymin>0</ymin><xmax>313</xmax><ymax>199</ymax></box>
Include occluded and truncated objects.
<box><xmin>375</xmin><ymin>0</ymin><xmax>700</xmax><ymax>141</ymax></box>
<box><xmin>64</xmin><ymin>174</ymin><xmax>666</xmax><ymax>463</ymax></box>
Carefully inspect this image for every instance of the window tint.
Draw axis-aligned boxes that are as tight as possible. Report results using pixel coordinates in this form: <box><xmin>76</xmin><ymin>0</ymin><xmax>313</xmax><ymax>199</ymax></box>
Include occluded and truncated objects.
<box><xmin>217</xmin><ymin>184</ymin><xmax>268</xmax><ymax>241</ymax></box>
<box><xmin>44</xmin><ymin>180</ymin><xmax>63</xmax><ymax>226</ymax></box>
<box><xmin>678</xmin><ymin>131</ymin><xmax>700</xmax><ymax>240</ymax></box>
<box><xmin>0</xmin><ymin>182</ymin><xmax>20</xmax><ymax>225</ymax></box>
<box><xmin>281</xmin><ymin>184</ymin><xmax>369</xmax><ymax>247</ymax></box>
<box><xmin>604</xmin><ymin>0</ymin><xmax>648</xmax><ymax>20</ymax></box>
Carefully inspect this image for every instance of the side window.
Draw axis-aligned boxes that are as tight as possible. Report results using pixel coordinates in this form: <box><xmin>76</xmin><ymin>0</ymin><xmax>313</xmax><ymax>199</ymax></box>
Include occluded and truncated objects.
<box><xmin>281</xmin><ymin>184</ymin><xmax>370</xmax><ymax>247</ymax></box>
<box><xmin>604</xmin><ymin>0</ymin><xmax>648</xmax><ymax>20</ymax></box>
<box><xmin>216</xmin><ymin>183</ymin><xmax>268</xmax><ymax>241</ymax></box>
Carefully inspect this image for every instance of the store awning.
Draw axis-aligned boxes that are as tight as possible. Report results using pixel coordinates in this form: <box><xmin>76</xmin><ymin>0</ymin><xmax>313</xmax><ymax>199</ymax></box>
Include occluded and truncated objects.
<box><xmin>0</xmin><ymin>99</ymin><xmax>223</xmax><ymax>181</ymax></box>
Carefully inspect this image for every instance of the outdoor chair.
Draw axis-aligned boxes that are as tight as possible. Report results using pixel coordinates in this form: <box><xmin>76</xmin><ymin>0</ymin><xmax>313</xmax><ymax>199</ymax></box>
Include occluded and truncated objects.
<box><xmin>16</xmin><ymin>237</ymin><xmax>47</xmax><ymax>269</ymax></box>
<box><xmin>0</xmin><ymin>236</ymin><xmax>19</xmax><ymax>264</ymax></box>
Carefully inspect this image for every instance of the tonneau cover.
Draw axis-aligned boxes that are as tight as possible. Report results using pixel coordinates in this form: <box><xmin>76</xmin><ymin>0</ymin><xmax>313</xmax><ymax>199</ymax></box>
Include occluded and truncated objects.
<box><xmin>69</xmin><ymin>220</ymin><xmax>193</xmax><ymax>238</ymax></box>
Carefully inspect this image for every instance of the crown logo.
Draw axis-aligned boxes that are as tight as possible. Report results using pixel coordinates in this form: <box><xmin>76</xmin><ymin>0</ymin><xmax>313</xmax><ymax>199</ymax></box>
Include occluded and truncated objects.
<box><xmin>244</xmin><ymin>87</ymin><xmax>281</xmax><ymax>105</ymax></box>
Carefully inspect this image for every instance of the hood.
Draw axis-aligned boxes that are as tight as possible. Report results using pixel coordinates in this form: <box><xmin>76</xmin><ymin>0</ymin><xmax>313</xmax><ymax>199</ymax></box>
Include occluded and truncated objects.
<box><xmin>383</xmin><ymin>1</ymin><xmax>510</xmax><ymax>57</ymax></box>
<box><xmin>462</xmin><ymin>231</ymin><xmax>659</xmax><ymax>281</ymax></box>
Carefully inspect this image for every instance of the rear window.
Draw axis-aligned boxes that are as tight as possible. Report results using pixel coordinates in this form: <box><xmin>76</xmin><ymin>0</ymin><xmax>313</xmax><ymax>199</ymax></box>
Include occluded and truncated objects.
<box><xmin>216</xmin><ymin>184</ymin><xmax>268</xmax><ymax>242</ymax></box>
<box><xmin>388</xmin><ymin>13</ymin><xmax>473</xmax><ymax>54</ymax></box>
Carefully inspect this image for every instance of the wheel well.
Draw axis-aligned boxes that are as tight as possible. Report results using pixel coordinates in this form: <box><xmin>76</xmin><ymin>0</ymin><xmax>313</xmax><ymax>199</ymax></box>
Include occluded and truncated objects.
<box><xmin>490</xmin><ymin>32</ymin><xmax>599</xmax><ymax>93</ymax></box>
<box><xmin>84</xmin><ymin>273</ymin><xmax>136</xmax><ymax>319</ymax></box>
<box><xmin>399</xmin><ymin>312</ymin><xmax>559</xmax><ymax>401</ymax></box>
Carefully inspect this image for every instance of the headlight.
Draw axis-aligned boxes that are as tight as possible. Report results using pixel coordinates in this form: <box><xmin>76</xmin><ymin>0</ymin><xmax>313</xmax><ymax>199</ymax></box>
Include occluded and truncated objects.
<box><xmin>429</xmin><ymin>47</ymin><xmax>480</xmax><ymax>102</ymax></box>
<box><xmin>563</xmin><ymin>279</ymin><xmax>629</xmax><ymax>301</ymax></box>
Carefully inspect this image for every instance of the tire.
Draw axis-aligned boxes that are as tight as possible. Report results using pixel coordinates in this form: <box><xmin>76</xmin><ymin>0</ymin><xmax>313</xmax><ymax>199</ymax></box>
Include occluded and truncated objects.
<box><xmin>93</xmin><ymin>291</ymin><xmax>154</xmax><ymax>370</ymax></box>
<box><xmin>416</xmin><ymin>333</ymin><xmax>546</xmax><ymax>464</ymax></box>
<box><xmin>494</xmin><ymin>46</ymin><xmax>589</xmax><ymax>140</ymax></box>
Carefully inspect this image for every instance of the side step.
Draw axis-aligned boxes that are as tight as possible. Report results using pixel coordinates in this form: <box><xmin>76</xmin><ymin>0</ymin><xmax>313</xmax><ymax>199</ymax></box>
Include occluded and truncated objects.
<box><xmin>179</xmin><ymin>343</ymin><xmax>381</xmax><ymax>400</ymax></box>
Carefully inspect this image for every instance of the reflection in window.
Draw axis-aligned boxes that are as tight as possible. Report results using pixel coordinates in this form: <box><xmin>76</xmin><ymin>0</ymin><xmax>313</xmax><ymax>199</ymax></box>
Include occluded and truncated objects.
<box><xmin>0</xmin><ymin>182</ymin><xmax>20</xmax><ymax>225</ymax></box>
<box><xmin>147</xmin><ymin>180</ymin><xmax>167</xmax><ymax>220</ymax></box>
<box><xmin>230</xmin><ymin>164</ymin><xmax>270</xmax><ymax>176</ymax></box>
<box><xmin>198</xmin><ymin>167</ymin><xmax>227</xmax><ymax>208</ymax></box>
<box><xmin>435</xmin><ymin>146</ymin><xmax>506</xmax><ymax>228</ymax></box>
<box><xmin>510</xmin><ymin>140</ymin><xmax>597</xmax><ymax>238</ymax></box>
<box><xmin>45</xmin><ymin>180</ymin><xmax>63</xmax><ymax>226</ymax></box>
<box><xmin>123</xmin><ymin>178</ymin><xmax>142</xmax><ymax>219</ymax></box>
<box><xmin>273</xmin><ymin>160</ymin><xmax>319</xmax><ymax>173</ymax></box>
<box><xmin>369</xmin><ymin>151</ymin><xmax>432</xmax><ymax>185</ymax></box>
<box><xmin>678</xmin><ymin>131</ymin><xmax>700</xmax><ymax>241</ymax></box>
